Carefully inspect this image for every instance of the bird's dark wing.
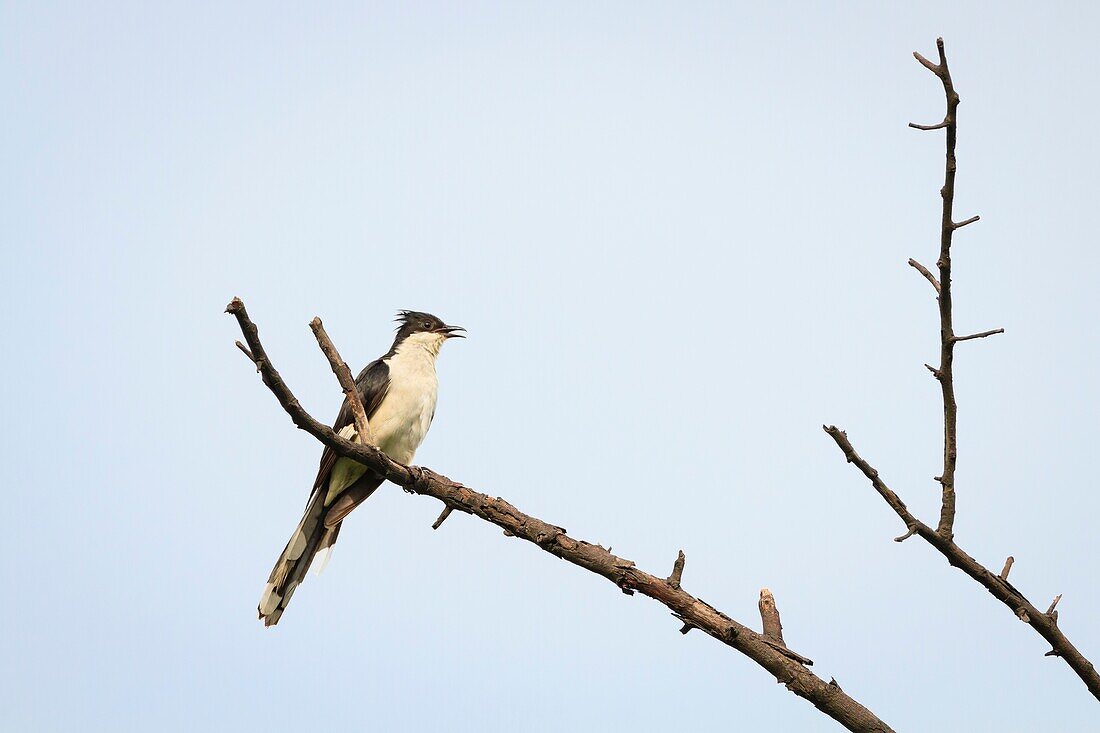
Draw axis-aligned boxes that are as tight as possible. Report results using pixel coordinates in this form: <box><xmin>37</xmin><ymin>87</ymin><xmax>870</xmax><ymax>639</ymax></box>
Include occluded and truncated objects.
<box><xmin>311</xmin><ymin>357</ymin><xmax>390</xmax><ymax>494</ymax></box>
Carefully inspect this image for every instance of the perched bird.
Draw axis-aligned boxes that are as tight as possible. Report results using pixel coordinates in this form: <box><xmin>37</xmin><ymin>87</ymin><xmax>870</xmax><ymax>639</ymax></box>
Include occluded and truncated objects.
<box><xmin>258</xmin><ymin>310</ymin><xmax>465</xmax><ymax>626</ymax></box>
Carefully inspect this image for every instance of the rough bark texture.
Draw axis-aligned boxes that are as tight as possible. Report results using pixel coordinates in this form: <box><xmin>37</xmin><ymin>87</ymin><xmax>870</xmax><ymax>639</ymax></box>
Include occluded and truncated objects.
<box><xmin>759</xmin><ymin>589</ymin><xmax>785</xmax><ymax>645</ymax></box>
<box><xmin>227</xmin><ymin>297</ymin><xmax>894</xmax><ymax>732</ymax></box>
<box><xmin>825</xmin><ymin>38</ymin><xmax>1100</xmax><ymax>702</ymax></box>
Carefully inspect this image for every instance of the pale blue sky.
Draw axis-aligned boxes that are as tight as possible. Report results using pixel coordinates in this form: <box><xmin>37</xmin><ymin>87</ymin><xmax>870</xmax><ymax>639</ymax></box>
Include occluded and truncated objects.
<box><xmin>3</xmin><ymin>2</ymin><xmax>1098</xmax><ymax>730</ymax></box>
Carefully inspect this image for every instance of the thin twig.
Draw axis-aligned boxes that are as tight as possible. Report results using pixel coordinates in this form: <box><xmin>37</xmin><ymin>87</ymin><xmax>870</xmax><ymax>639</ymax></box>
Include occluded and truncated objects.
<box><xmin>894</xmin><ymin>525</ymin><xmax>919</xmax><ymax>543</ymax></box>
<box><xmin>908</xmin><ymin>259</ymin><xmax>941</xmax><ymax>293</ymax></box>
<box><xmin>913</xmin><ymin>50</ymin><xmax>940</xmax><ymax>74</ymax></box>
<box><xmin>432</xmin><ymin>505</ymin><xmax>455</xmax><ymax>530</ymax></box>
<box><xmin>309</xmin><ymin>317</ymin><xmax>373</xmax><ymax>446</ymax></box>
<box><xmin>227</xmin><ymin>297</ymin><xmax>896</xmax><ymax>733</ymax></box>
<box><xmin>953</xmin><ymin>215</ymin><xmax>980</xmax><ymax>229</ymax></box>
<box><xmin>954</xmin><ymin>328</ymin><xmax>1004</xmax><ymax>343</ymax></box>
<box><xmin>235</xmin><ymin>340</ymin><xmax>260</xmax><ymax>372</ymax></box>
<box><xmin>1000</xmin><ymin>556</ymin><xmax>1014</xmax><ymax>580</ymax></box>
<box><xmin>909</xmin><ymin>120</ymin><xmax>948</xmax><ymax>131</ymax></box>
<box><xmin>823</xmin><ymin>427</ymin><xmax>928</xmax><ymax>535</ymax></box>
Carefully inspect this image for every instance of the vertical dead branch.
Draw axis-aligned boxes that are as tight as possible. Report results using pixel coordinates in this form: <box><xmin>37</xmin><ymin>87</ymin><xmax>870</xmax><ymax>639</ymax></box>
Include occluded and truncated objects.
<box><xmin>917</xmin><ymin>37</ymin><xmax>964</xmax><ymax>540</ymax></box>
<box><xmin>824</xmin><ymin>39</ymin><xmax>1100</xmax><ymax>701</ymax></box>
<box><xmin>759</xmin><ymin>589</ymin><xmax>785</xmax><ymax>645</ymax></box>
<box><xmin>667</xmin><ymin>550</ymin><xmax>686</xmax><ymax>588</ymax></box>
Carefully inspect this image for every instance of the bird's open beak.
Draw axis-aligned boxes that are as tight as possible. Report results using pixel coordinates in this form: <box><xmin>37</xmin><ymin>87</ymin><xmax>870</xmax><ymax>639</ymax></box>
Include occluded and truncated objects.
<box><xmin>437</xmin><ymin>325</ymin><xmax>466</xmax><ymax>339</ymax></box>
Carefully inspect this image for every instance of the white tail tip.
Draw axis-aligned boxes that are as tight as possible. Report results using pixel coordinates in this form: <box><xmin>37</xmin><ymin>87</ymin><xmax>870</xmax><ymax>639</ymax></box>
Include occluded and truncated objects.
<box><xmin>313</xmin><ymin>546</ymin><xmax>334</xmax><ymax>576</ymax></box>
<box><xmin>259</xmin><ymin>582</ymin><xmax>282</xmax><ymax>616</ymax></box>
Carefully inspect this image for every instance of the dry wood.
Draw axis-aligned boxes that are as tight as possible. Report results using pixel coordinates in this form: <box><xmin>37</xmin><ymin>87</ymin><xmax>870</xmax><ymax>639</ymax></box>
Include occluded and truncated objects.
<box><xmin>667</xmin><ymin>550</ymin><xmax>686</xmax><ymax>588</ymax></box>
<box><xmin>431</xmin><ymin>505</ymin><xmax>454</xmax><ymax>530</ymax></box>
<box><xmin>227</xmin><ymin>296</ymin><xmax>895</xmax><ymax>732</ymax></box>
<box><xmin>759</xmin><ymin>588</ymin><xmax>785</xmax><ymax>645</ymax></box>
<box><xmin>824</xmin><ymin>38</ymin><xmax>1100</xmax><ymax>702</ymax></box>
<box><xmin>309</xmin><ymin>317</ymin><xmax>373</xmax><ymax>445</ymax></box>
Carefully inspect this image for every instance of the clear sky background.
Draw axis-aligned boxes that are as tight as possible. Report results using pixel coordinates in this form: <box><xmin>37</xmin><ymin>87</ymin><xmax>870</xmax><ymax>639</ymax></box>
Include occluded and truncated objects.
<box><xmin>3</xmin><ymin>2</ymin><xmax>1098</xmax><ymax>731</ymax></box>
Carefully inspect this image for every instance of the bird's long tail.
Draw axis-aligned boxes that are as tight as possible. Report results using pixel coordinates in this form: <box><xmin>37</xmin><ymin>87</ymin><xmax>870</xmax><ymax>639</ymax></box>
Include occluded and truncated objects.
<box><xmin>258</xmin><ymin>472</ymin><xmax>384</xmax><ymax>627</ymax></box>
<box><xmin>258</xmin><ymin>491</ymin><xmax>339</xmax><ymax>627</ymax></box>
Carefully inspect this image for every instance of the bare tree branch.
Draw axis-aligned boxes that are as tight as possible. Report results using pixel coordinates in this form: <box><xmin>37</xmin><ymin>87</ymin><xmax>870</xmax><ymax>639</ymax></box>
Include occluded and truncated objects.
<box><xmin>759</xmin><ymin>588</ymin><xmax>785</xmax><ymax>645</ymax></box>
<box><xmin>908</xmin><ymin>120</ymin><xmax>949</xmax><ymax>131</ymax></box>
<box><xmin>907</xmin><ymin>258</ymin><xmax>941</xmax><ymax>293</ymax></box>
<box><xmin>235</xmin><ymin>340</ymin><xmax>256</xmax><ymax>363</ymax></box>
<box><xmin>226</xmin><ymin>296</ymin><xmax>895</xmax><ymax>733</ymax></box>
<box><xmin>893</xmin><ymin>525</ymin><xmax>919</xmax><ymax>543</ymax></box>
<box><xmin>912</xmin><ymin>54</ymin><xmax>935</xmax><ymax>74</ymax></box>
<box><xmin>824</xmin><ymin>426</ymin><xmax>1100</xmax><ymax>697</ymax></box>
<box><xmin>911</xmin><ymin>36</ymin><xmax>966</xmax><ymax>540</ymax></box>
<box><xmin>953</xmin><ymin>328</ymin><xmax>1004</xmax><ymax>343</ymax></box>
<box><xmin>309</xmin><ymin>316</ymin><xmax>373</xmax><ymax>446</ymax></box>
<box><xmin>667</xmin><ymin>550</ymin><xmax>686</xmax><ymax>589</ymax></box>
<box><xmin>822</xmin><ymin>40</ymin><xmax>1100</xmax><ymax>700</ymax></box>
<box><xmin>431</xmin><ymin>505</ymin><xmax>455</xmax><ymax>530</ymax></box>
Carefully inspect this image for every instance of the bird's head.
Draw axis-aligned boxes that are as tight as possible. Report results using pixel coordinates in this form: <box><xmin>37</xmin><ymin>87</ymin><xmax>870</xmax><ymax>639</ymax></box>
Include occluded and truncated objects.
<box><xmin>392</xmin><ymin>310</ymin><xmax>465</xmax><ymax>355</ymax></box>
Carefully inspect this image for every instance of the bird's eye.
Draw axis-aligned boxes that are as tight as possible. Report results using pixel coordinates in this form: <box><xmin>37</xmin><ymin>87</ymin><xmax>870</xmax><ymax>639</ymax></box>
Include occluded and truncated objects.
<box><xmin>423</xmin><ymin>321</ymin><xmax>431</xmax><ymax>329</ymax></box>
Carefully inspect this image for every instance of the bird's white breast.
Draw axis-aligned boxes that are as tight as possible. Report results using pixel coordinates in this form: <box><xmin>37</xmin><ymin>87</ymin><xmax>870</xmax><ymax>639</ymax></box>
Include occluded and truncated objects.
<box><xmin>369</xmin><ymin>332</ymin><xmax>443</xmax><ymax>465</ymax></box>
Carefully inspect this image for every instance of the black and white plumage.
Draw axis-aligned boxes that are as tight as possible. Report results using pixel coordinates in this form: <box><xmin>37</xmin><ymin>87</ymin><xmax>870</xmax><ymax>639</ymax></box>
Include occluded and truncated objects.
<box><xmin>258</xmin><ymin>311</ymin><xmax>464</xmax><ymax>626</ymax></box>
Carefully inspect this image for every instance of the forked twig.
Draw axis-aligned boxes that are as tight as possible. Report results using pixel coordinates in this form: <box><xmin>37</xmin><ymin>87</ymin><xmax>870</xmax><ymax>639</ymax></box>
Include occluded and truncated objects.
<box><xmin>824</xmin><ymin>38</ymin><xmax>1100</xmax><ymax>701</ymax></box>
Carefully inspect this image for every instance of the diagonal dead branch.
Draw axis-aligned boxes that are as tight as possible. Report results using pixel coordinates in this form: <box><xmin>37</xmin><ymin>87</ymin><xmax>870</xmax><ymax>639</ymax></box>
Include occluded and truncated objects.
<box><xmin>235</xmin><ymin>340</ymin><xmax>256</xmax><ymax>364</ymax></box>
<box><xmin>908</xmin><ymin>258</ymin><xmax>941</xmax><ymax>293</ymax></box>
<box><xmin>823</xmin><ymin>427</ymin><xmax>929</xmax><ymax>536</ymax></box>
<box><xmin>431</xmin><ymin>505</ymin><xmax>455</xmax><ymax>530</ymax></box>
<box><xmin>825</xmin><ymin>426</ymin><xmax>1100</xmax><ymax>699</ymax></box>
<box><xmin>227</xmin><ymin>296</ymin><xmax>895</xmax><ymax>733</ymax></box>
<box><xmin>309</xmin><ymin>317</ymin><xmax>373</xmax><ymax>446</ymax></box>
<box><xmin>913</xmin><ymin>50</ymin><xmax>939</xmax><ymax>74</ymax></box>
